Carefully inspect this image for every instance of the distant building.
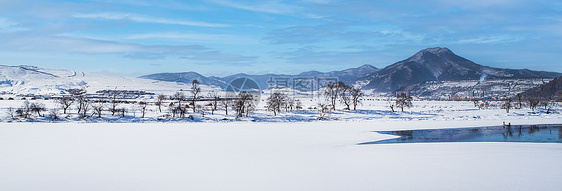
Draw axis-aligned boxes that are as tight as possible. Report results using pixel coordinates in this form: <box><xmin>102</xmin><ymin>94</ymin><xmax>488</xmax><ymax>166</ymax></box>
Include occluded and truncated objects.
<box><xmin>396</xmin><ymin>91</ymin><xmax>410</xmax><ymax>97</ymax></box>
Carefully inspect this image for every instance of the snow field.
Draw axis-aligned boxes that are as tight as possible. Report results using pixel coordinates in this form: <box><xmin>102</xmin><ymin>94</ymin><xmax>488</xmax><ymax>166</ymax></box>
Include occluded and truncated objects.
<box><xmin>1</xmin><ymin>121</ymin><xmax>561</xmax><ymax>191</ymax></box>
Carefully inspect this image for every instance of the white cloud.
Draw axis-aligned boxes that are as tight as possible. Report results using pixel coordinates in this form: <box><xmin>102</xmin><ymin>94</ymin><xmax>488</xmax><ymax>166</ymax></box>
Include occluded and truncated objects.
<box><xmin>208</xmin><ymin>0</ymin><xmax>299</xmax><ymax>14</ymax></box>
<box><xmin>92</xmin><ymin>0</ymin><xmax>211</xmax><ymax>11</ymax></box>
<box><xmin>302</xmin><ymin>0</ymin><xmax>333</xmax><ymax>4</ymax></box>
<box><xmin>0</xmin><ymin>33</ymin><xmax>255</xmax><ymax>62</ymax></box>
<box><xmin>1</xmin><ymin>35</ymin><xmax>138</xmax><ymax>53</ymax></box>
<box><xmin>0</xmin><ymin>18</ymin><xmax>27</xmax><ymax>33</ymax></box>
<box><xmin>73</xmin><ymin>12</ymin><xmax>230</xmax><ymax>27</ymax></box>
<box><xmin>126</xmin><ymin>32</ymin><xmax>259</xmax><ymax>44</ymax></box>
<box><xmin>455</xmin><ymin>36</ymin><xmax>524</xmax><ymax>44</ymax></box>
<box><xmin>429</xmin><ymin>0</ymin><xmax>526</xmax><ymax>8</ymax></box>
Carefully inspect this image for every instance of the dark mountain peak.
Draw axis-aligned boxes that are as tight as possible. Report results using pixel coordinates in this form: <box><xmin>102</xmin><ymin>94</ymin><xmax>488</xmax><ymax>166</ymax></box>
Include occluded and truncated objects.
<box><xmin>420</xmin><ymin>47</ymin><xmax>452</xmax><ymax>55</ymax></box>
<box><xmin>298</xmin><ymin>70</ymin><xmax>323</xmax><ymax>76</ymax></box>
<box><xmin>407</xmin><ymin>47</ymin><xmax>457</xmax><ymax>63</ymax></box>
<box><xmin>357</xmin><ymin>64</ymin><xmax>378</xmax><ymax>70</ymax></box>
<box><xmin>362</xmin><ymin>47</ymin><xmax>561</xmax><ymax>92</ymax></box>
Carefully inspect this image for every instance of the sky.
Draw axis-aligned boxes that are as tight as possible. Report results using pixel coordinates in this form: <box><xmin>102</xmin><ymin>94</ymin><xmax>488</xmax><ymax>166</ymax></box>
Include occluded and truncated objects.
<box><xmin>0</xmin><ymin>0</ymin><xmax>561</xmax><ymax>77</ymax></box>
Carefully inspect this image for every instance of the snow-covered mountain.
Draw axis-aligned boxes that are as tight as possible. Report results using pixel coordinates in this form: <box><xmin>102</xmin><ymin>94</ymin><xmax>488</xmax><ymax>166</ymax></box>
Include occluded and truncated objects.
<box><xmin>141</xmin><ymin>64</ymin><xmax>380</xmax><ymax>89</ymax></box>
<box><xmin>0</xmin><ymin>65</ymin><xmax>211</xmax><ymax>96</ymax></box>
<box><xmin>360</xmin><ymin>47</ymin><xmax>561</xmax><ymax>92</ymax></box>
<box><xmin>139</xmin><ymin>72</ymin><xmax>227</xmax><ymax>88</ymax></box>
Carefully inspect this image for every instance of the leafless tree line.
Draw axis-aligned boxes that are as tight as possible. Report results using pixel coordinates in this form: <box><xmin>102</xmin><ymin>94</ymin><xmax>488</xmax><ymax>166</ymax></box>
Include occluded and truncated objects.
<box><xmin>472</xmin><ymin>96</ymin><xmax>554</xmax><ymax>113</ymax></box>
<box><xmin>321</xmin><ymin>81</ymin><xmax>363</xmax><ymax>111</ymax></box>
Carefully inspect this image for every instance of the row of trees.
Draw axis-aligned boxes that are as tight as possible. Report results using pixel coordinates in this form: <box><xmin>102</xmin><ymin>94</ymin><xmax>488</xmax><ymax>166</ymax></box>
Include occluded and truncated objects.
<box><xmin>265</xmin><ymin>81</ymin><xmax>369</xmax><ymax>118</ymax></box>
<box><xmin>265</xmin><ymin>81</ymin><xmax>416</xmax><ymax>117</ymax></box>
<box><xmin>322</xmin><ymin>81</ymin><xmax>364</xmax><ymax>111</ymax></box>
<box><xmin>389</xmin><ymin>93</ymin><xmax>413</xmax><ymax>112</ymax></box>
<box><xmin>6</xmin><ymin>79</ymin><xmax>255</xmax><ymax>120</ymax></box>
<box><xmin>266</xmin><ymin>92</ymin><xmax>304</xmax><ymax>116</ymax></box>
<box><xmin>473</xmin><ymin>97</ymin><xmax>553</xmax><ymax>113</ymax></box>
<box><xmin>7</xmin><ymin>93</ymin><xmax>258</xmax><ymax>121</ymax></box>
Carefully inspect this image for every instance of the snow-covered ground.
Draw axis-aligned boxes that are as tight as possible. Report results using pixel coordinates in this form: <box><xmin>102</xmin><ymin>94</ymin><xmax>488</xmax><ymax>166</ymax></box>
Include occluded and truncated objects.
<box><xmin>2</xmin><ymin>65</ymin><xmax>561</xmax><ymax>190</ymax></box>
<box><xmin>1</xmin><ymin>120</ymin><xmax>561</xmax><ymax>191</ymax></box>
<box><xmin>1</xmin><ymin>99</ymin><xmax>562</xmax><ymax>190</ymax></box>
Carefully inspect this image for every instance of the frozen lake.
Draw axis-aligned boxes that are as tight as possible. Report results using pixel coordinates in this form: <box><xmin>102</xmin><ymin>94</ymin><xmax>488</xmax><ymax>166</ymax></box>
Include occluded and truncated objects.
<box><xmin>363</xmin><ymin>124</ymin><xmax>562</xmax><ymax>144</ymax></box>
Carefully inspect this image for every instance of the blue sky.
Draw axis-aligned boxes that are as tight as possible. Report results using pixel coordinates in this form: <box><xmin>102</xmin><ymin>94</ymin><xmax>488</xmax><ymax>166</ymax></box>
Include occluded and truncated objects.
<box><xmin>0</xmin><ymin>0</ymin><xmax>561</xmax><ymax>77</ymax></box>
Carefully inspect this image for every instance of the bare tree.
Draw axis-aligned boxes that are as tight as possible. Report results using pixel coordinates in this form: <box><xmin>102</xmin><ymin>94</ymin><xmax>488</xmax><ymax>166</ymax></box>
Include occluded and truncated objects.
<box><xmin>78</xmin><ymin>98</ymin><xmax>90</xmax><ymax>118</ymax></box>
<box><xmin>115</xmin><ymin>108</ymin><xmax>127</xmax><ymax>118</ymax></box>
<box><xmin>15</xmin><ymin>101</ymin><xmax>46</xmax><ymax>119</ymax></box>
<box><xmin>70</xmin><ymin>88</ymin><xmax>87</xmax><ymax>116</ymax></box>
<box><xmin>472</xmin><ymin>99</ymin><xmax>489</xmax><ymax>109</ymax></box>
<box><xmin>6</xmin><ymin>107</ymin><xmax>17</xmax><ymax>120</ymax></box>
<box><xmin>267</xmin><ymin>92</ymin><xmax>288</xmax><ymax>116</ymax></box>
<box><xmin>92</xmin><ymin>102</ymin><xmax>104</xmax><ymax>118</ymax></box>
<box><xmin>207</xmin><ymin>91</ymin><xmax>220</xmax><ymax>115</ymax></box>
<box><xmin>138</xmin><ymin>101</ymin><xmax>148</xmax><ymax>118</ymax></box>
<box><xmin>155</xmin><ymin>94</ymin><xmax>166</xmax><ymax>113</ymax></box>
<box><xmin>196</xmin><ymin>104</ymin><xmax>207</xmax><ymax>117</ymax></box>
<box><xmin>172</xmin><ymin>92</ymin><xmax>188</xmax><ymax>118</ymax></box>
<box><xmin>16</xmin><ymin>101</ymin><xmax>32</xmax><ymax>119</ymax></box>
<box><xmin>528</xmin><ymin>98</ymin><xmax>539</xmax><ymax>112</ymax></box>
<box><xmin>317</xmin><ymin>103</ymin><xmax>331</xmax><ymax>120</ymax></box>
<box><xmin>176</xmin><ymin>105</ymin><xmax>188</xmax><ymax>118</ymax></box>
<box><xmin>286</xmin><ymin>97</ymin><xmax>296</xmax><ymax>112</ymax></box>
<box><xmin>48</xmin><ymin>109</ymin><xmax>60</xmax><ymax>121</ymax></box>
<box><xmin>168</xmin><ymin>102</ymin><xmax>176</xmax><ymax>118</ymax></box>
<box><xmin>339</xmin><ymin>84</ymin><xmax>352</xmax><ymax>110</ymax></box>
<box><xmin>173</xmin><ymin>92</ymin><xmax>186</xmax><ymax>106</ymax></box>
<box><xmin>30</xmin><ymin>103</ymin><xmax>47</xmax><ymax>117</ymax></box>
<box><xmin>191</xmin><ymin>80</ymin><xmax>201</xmax><ymax>113</ymax></box>
<box><xmin>501</xmin><ymin>98</ymin><xmax>513</xmax><ymax>113</ymax></box>
<box><xmin>350</xmin><ymin>87</ymin><xmax>363</xmax><ymax>111</ymax></box>
<box><xmin>295</xmin><ymin>100</ymin><xmax>303</xmax><ymax>111</ymax></box>
<box><xmin>323</xmin><ymin>81</ymin><xmax>346</xmax><ymax>110</ymax></box>
<box><xmin>515</xmin><ymin>93</ymin><xmax>522</xmax><ymax>109</ymax></box>
<box><xmin>219</xmin><ymin>99</ymin><xmax>231</xmax><ymax>115</ymax></box>
<box><xmin>110</xmin><ymin>93</ymin><xmax>120</xmax><ymax>116</ymax></box>
<box><xmin>540</xmin><ymin>100</ymin><xmax>550</xmax><ymax>109</ymax></box>
<box><xmin>57</xmin><ymin>97</ymin><xmax>73</xmax><ymax>114</ymax></box>
<box><xmin>387</xmin><ymin>98</ymin><xmax>395</xmax><ymax>112</ymax></box>
<box><xmin>234</xmin><ymin>92</ymin><xmax>255</xmax><ymax>118</ymax></box>
<box><xmin>242</xmin><ymin>94</ymin><xmax>255</xmax><ymax>118</ymax></box>
<box><xmin>396</xmin><ymin>93</ymin><xmax>412</xmax><ymax>112</ymax></box>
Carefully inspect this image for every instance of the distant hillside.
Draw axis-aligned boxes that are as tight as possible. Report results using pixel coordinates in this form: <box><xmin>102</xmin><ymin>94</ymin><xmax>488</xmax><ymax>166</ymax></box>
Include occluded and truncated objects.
<box><xmin>139</xmin><ymin>72</ymin><xmax>227</xmax><ymax>88</ymax></box>
<box><xmin>400</xmin><ymin>78</ymin><xmax>549</xmax><ymax>100</ymax></box>
<box><xmin>0</xmin><ymin>65</ymin><xmax>210</xmax><ymax>96</ymax></box>
<box><xmin>359</xmin><ymin>47</ymin><xmax>561</xmax><ymax>92</ymax></box>
<box><xmin>517</xmin><ymin>77</ymin><xmax>562</xmax><ymax>100</ymax></box>
<box><xmin>141</xmin><ymin>64</ymin><xmax>379</xmax><ymax>90</ymax></box>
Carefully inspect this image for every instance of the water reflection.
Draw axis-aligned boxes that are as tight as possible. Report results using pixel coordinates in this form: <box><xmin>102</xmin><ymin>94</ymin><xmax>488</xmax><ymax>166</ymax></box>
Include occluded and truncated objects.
<box><xmin>362</xmin><ymin>124</ymin><xmax>562</xmax><ymax>144</ymax></box>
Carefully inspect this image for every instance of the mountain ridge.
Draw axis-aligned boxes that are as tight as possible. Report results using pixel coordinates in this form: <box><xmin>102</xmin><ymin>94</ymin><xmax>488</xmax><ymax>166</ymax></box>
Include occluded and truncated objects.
<box><xmin>359</xmin><ymin>47</ymin><xmax>561</xmax><ymax>92</ymax></box>
<box><xmin>140</xmin><ymin>47</ymin><xmax>561</xmax><ymax>92</ymax></box>
<box><xmin>140</xmin><ymin>64</ymin><xmax>380</xmax><ymax>89</ymax></box>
